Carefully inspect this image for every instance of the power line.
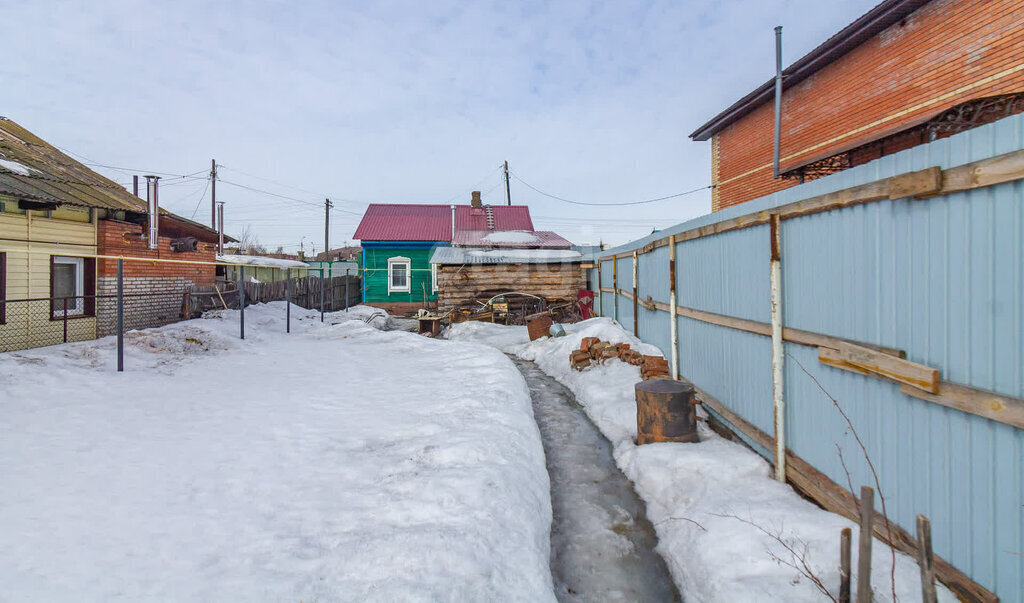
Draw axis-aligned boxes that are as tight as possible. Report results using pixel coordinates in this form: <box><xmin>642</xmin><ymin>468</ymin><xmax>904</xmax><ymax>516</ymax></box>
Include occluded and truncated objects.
<box><xmin>217</xmin><ymin>179</ymin><xmax>363</xmax><ymax>215</ymax></box>
<box><xmin>189</xmin><ymin>177</ymin><xmax>212</xmax><ymax>220</ymax></box>
<box><xmin>509</xmin><ymin>172</ymin><xmax>712</xmax><ymax>206</ymax></box>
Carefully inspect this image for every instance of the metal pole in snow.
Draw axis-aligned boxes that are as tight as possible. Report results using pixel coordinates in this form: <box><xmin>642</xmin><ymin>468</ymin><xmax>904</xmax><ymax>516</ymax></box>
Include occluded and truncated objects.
<box><xmin>239</xmin><ymin>267</ymin><xmax>245</xmax><ymax>340</ymax></box>
<box><xmin>320</xmin><ymin>267</ymin><xmax>325</xmax><ymax>322</ymax></box>
<box><xmin>117</xmin><ymin>259</ymin><xmax>124</xmax><ymax>372</ymax></box>
<box><xmin>345</xmin><ymin>268</ymin><xmax>349</xmax><ymax>311</ymax></box>
<box><xmin>286</xmin><ymin>268</ymin><xmax>291</xmax><ymax>333</ymax></box>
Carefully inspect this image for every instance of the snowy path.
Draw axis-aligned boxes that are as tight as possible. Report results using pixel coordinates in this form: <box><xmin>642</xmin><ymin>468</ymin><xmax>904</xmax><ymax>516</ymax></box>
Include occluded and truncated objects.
<box><xmin>511</xmin><ymin>357</ymin><xmax>680</xmax><ymax>602</ymax></box>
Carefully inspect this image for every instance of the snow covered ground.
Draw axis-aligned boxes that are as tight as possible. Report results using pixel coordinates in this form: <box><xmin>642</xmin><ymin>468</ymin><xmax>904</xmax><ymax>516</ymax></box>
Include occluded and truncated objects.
<box><xmin>0</xmin><ymin>304</ymin><xmax>555</xmax><ymax>601</ymax></box>
<box><xmin>450</xmin><ymin>318</ymin><xmax>954</xmax><ymax>603</ymax></box>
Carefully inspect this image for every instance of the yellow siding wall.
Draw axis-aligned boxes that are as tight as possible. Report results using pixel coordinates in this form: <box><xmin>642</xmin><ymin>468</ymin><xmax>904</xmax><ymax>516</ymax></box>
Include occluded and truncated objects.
<box><xmin>1</xmin><ymin>208</ymin><xmax>98</xmax><ymax>352</ymax></box>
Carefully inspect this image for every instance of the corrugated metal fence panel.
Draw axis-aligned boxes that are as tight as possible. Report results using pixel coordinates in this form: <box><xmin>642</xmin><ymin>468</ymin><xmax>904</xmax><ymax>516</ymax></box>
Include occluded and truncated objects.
<box><xmin>592</xmin><ymin>114</ymin><xmax>1024</xmax><ymax>600</ymax></box>
<box><xmin>674</xmin><ymin>224</ymin><xmax>770</xmax><ymax>323</ymax></box>
<box><xmin>615</xmin><ymin>256</ymin><xmax>634</xmax><ymax>330</ymax></box>
<box><xmin>637</xmin><ymin>245</ymin><xmax>671</xmax><ymax>356</ymax></box>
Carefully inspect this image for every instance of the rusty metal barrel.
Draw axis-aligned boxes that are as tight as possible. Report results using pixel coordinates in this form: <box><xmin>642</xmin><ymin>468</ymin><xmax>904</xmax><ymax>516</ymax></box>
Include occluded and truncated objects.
<box><xmin>635</xmin><ymin>379</ymin><xmax>698</xmax><ymax>444</ymax></box>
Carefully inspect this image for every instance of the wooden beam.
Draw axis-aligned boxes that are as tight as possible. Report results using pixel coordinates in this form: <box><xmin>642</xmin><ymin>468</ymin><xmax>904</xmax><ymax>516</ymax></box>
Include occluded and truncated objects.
<box><xmin>821</xmin><ymin>342</ymin><xmax>939</xmax><ymax>394</ymax></box>
<box><xmin>937</xmin><ymin>148</ymin><xmax>1024</xmax><ymax>196</ymax></box>
<box><xmin>595</xmin><ymin>149</ymin><xmax>1024</xmax><ymax>263</ymax></box>
<box><xmin>687</xmin><ymin>378</ymin><xmax>998</xmax><ymax>603</ymax></box>
<box><xmin>889</xmin><ymin>166</ymin><xmax>942</xmax><ymax>199</ymax></box>
<box><xmin>899</xmin><ymin>381</ymin><xmax>1024</xmax><ymax>431</ymax></box>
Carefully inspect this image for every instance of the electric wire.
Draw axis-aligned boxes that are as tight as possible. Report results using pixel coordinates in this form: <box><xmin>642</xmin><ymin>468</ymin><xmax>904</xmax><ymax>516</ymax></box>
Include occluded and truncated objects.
<box><xmin>509</xmin><ymin>171</ymin><xmax>711</xmax><ymax>206</ymax></box>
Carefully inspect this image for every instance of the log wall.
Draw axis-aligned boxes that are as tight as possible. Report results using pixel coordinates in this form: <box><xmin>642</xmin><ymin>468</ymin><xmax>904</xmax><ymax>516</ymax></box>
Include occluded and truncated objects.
<box><xmin>436</xmin><ymin>262</ymin><xmax>584</xmax><ymax>310</ymax></box>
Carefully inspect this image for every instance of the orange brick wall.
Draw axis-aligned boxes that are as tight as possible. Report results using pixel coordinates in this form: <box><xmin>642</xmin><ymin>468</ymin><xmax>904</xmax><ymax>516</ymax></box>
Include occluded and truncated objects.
<box><xmin>97</xmin><ymin>219</ymin><xmax>216</xmax><ymax>285</ymax></box>
<box><xmin>712</xmin><ymin>0</ymin><xmax>1024</xmax><ymax>211</ymax></box>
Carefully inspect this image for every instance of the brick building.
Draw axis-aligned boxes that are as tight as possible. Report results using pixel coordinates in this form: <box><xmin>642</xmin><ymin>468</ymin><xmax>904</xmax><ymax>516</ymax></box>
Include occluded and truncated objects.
<box><xmin>690</xmin><ymin>0</ymin><xmax>1024</xmax><ymax>211</ymax></box>
<box><xmin>95</xmin><ymin>218</ymin><xmax>220</xmax><ymax>336</ymax></box>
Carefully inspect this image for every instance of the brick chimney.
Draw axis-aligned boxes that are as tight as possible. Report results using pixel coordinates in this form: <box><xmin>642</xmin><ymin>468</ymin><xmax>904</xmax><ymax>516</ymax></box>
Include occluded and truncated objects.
<box><xmin>471</xmin><ymin>190</ymin><xmax>482</xmax><ymax>208</ymax></box>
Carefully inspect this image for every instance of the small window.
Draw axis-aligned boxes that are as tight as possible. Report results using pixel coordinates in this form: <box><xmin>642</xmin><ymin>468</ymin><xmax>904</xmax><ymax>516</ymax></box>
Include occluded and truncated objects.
<box><xmin>52</xmin><ymin>256</ymin><xmax>84</xmax><ymax>316</ymax></box>
<box><xmin>50</xmin><ymin>256</ymin><xmax>95</xmax><ymax>318</ymax></box>
<box><xmin>387</xmin><ymin>256</ymin><xmax>411</xmax><ymax>294</ymax></box>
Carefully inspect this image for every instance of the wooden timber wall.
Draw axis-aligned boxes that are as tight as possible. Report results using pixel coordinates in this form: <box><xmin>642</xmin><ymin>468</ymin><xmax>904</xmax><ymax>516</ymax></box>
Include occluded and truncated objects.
<box><xmin>590</xmin><ymin>115</ymin><xmax>1024</xmax><ymax>602</ymax></box>
<box><xmin>436</xmin><ymin>262</ymin><xmax>584</xmax><ymax>311</ymax></box>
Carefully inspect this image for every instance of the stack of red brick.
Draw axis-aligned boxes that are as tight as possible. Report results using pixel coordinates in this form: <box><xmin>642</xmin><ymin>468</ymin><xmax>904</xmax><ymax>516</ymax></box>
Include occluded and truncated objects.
<box><xmin>569</xmin><ymin>337</ymin><xmax>671</xmax><ymax>380</ymax></box>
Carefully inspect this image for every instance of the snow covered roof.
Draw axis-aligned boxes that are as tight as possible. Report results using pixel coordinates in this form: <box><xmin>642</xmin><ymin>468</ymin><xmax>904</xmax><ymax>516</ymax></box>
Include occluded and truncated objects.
<box><xmin>217</xmin><ymin>254</ymin><xmax>309</xmax><ymax>268</ymax></box>
<box><xmin>452</xmin><ymin>229</ymin><xmax>573</xmax><ymax>248</ymax></box>
<box><xmin>430</xmin><ymin>246</ymin><xmax>583</xmax><ymax>265</ymax></box>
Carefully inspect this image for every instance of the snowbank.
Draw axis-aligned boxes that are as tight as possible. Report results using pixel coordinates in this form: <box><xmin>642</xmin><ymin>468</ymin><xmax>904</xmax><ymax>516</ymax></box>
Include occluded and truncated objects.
<box><xmin>0</xmin><ymin>303</ymin><xmax>555</xmax><ymax>600</ymax></box>
<box><xmin>449</xmin><ymin>318</ymin><xmax>954</xmax><ymax>603</ymax></box>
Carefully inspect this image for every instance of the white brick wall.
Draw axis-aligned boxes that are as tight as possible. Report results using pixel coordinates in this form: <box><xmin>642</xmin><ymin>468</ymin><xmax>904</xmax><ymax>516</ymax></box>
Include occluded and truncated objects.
<box><xmin>96</xmin><ymin>277</ymin><xmax>194</xmax><ymax>336</ymax></box>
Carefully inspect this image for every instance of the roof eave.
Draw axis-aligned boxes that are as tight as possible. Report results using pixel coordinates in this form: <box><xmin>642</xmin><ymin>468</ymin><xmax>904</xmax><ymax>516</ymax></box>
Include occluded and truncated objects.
<box><xmin>688</xmin><ymin>0</ymin><xmax>932</xmax><ymax>141</ymax></box>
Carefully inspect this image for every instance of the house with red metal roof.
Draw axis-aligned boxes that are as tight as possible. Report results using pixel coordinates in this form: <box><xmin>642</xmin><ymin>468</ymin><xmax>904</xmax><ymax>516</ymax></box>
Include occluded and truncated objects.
<box><xmin>353</xmin><ymin>191</ymin><xmax>576</xmax><ymax>314</ymax></box>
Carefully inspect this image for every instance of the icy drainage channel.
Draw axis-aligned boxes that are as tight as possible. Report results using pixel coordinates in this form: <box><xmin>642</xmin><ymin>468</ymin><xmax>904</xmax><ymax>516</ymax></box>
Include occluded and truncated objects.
<box><xmin>511</xmin><ymin>357</ymin><xmax>680</xmax><ymax>602</ymax></box>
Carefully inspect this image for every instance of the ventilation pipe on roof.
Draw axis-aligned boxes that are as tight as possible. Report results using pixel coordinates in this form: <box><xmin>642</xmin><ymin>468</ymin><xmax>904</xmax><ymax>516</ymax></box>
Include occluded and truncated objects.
<box><xmin>450</xmin><ymin>204</ymin><xmax>456</xmax><ymax>242</ymax></box>
<box><xmin>471</xmin><ymin>190</ymin><xmax>482</xmax><ymax>209</ymax></box>
<box><xmin>145</xmin><ymin>175</ymin><xmax>160</xmax><ymax>250</ymax></box>
<box><xmin>773</xmin><ymin>25</ymin><xmax>783</xmax><ymax>179</ymax></box>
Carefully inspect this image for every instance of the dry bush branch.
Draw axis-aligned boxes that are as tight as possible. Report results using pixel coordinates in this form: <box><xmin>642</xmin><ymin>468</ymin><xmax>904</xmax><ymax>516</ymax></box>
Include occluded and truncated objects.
<box><xmin>789</xmin><ymin>353</ymin><xmax>897</xmax><ymax>602</ymax></box>
<box><xmin>712</xmin><ymin>512</ymin><xmax>837</xmax><ymax>602</ymax></box>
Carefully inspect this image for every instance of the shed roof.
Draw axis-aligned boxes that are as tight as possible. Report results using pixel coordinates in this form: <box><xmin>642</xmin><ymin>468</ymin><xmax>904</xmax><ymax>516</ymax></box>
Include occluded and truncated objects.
<box><xmin>217</xmin><ymin>254</ymin><xmax>309</xmax><ymax>268</ymax></box>
<box><xmin>689</xmin><ymin>0</ymin><xmax>932</xmax><ymax>141</ymax></box>
<box><xmin>431</xmin><ymin>246</ymin><xmax>583</xmax><ymax>265</ymax></box>
<box><xmin>353</xmin><ymin>204</ymin><xmax>453</xmax><ymax>242</ymax></box>
<box><xmin>452</xmin><ymin>229</ymin><xmax>573</xmax><ymax>249</ymax></box>
<box><xmin>454</xmin><ymin>205</ymin><xmax>534</xmax><ymax>231</ymax></box>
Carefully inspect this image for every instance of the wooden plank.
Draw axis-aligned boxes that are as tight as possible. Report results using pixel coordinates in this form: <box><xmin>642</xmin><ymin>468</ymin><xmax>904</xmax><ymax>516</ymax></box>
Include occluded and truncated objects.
<box><xmin>597</xmin><ymin>150</ymin><xmax>1024</xmax><ymax>262</ymax></box>
<box><xmin>826</xmin><ymin>341</ymin><xmax>939</xmax><ymax>394</ymax></box>
<box><xmin>690</xmin><ymin>379</ymin><xmax>998</xmax><ymax>603</ymax></box>
<box><xmin>938</xmin><ymin>148</ymin><xmax>1024</xmax><ymax>196</ymax></box>
<box><xmin>900</xmin><ymin>381</ymin><xmax>1024</xmax><ymax>430</ymax></box>
<box><xmin>888</xmin><ymin>166</ymin><xmax>942</xmax><ymax>199</ymax></box>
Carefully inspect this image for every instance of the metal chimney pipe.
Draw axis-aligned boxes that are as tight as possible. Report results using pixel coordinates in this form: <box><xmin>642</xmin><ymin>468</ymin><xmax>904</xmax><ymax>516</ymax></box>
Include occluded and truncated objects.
<box><xmin>217</xmin><ymin>202</ymin><xmax>225</xmax><ymax>254</ymax></box>
<box><xmin>146</xmin><ymin>175</ymin><xmax>160</xmax><ymax>250</ymax></box>
<box><xmin>773</xmin><ymin>26</ymin><xmax>783</xmax><ymax>179</ymax></box>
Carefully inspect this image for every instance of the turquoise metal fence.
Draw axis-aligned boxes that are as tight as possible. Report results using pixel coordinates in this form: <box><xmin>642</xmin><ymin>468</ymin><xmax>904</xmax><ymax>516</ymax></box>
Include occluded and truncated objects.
<box><xmin>591</xmin><ymin>114</ymin><xmax>1024</xmax><ymax>602</ymax></box>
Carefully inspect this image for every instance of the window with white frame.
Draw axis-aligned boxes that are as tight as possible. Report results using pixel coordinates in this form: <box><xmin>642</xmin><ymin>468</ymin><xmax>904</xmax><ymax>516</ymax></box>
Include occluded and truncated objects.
<box><xmin>387</xmin><ymin>256</ymin><xmax>411</xmax><ymax>294</ymax></box>
<box><xmin>52</xmin><ymin>256</ymin><xmax>85</xmax><ymax>316</ymax></box>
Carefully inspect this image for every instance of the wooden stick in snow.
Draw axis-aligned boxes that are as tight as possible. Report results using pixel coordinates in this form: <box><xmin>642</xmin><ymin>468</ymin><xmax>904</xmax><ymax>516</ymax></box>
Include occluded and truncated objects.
<box><xmin>840</xmin><ymin>527</ymin><xmax>852</xmax><ymax>603</ymax></box>
<box><xmin>917</xmin><ymin>514</ymin><xmax>937</xmax><ymax>603</ymax></box>
<box><xmin>856</xmin><ymin>486</ymin><xmax>874</xmax><ymax>603</ymax></box>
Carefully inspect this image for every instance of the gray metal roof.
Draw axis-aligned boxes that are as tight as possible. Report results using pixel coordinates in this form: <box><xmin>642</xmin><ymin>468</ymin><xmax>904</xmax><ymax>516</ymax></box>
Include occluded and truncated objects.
<box><xmin>430</xmin><ymin>246</ymin><xmax>583</xmax><ymax>265</ymax></box>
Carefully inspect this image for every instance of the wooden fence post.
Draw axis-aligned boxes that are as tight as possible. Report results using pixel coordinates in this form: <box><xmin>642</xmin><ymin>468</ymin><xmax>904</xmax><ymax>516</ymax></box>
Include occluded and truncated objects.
<box><xmin>596</xmin><ymin>260</ymin><xmax>602</xmax><ymax>317</ymax></box>
<box><xmin>856</xmin><ymin>485</ymin><xmax>874</xmax><ymax>603</ymax></box>
<box><xmin>917</xmin><ymin>514</ymin><xmax>937</xmax><ymax>603</ymax></box>
<box><xmin>840</xmin><ymin>527</ymin><xmax>852</xmax><ymax>603</ymax></box>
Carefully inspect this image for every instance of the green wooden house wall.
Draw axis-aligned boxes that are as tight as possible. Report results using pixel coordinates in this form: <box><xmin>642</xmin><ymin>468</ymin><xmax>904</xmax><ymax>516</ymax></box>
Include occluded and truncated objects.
<box><xmin>362</xmin><ymin>242</ymin><xmax>441</xmax><ymax>304</ymax></box>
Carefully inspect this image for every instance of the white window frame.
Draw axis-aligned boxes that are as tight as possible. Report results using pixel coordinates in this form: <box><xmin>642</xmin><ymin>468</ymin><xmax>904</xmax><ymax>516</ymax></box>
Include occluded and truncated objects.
<box><xmin>431</xmin><ymin>263</ymin><xmax>438</xmax><ymax>294</ymax></box>
<box><xmin>52</xmin><ymin>256</ymin><xmax>85</xmax><ymax>316</ymax></box>
<box><xmin>387</xmin><ymin>256</ymin><xmax>411</xmax><ymax>294</ymax></box>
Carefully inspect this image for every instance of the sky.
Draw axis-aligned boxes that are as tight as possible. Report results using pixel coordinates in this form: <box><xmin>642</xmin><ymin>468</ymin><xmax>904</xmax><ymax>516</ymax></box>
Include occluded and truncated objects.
<box><xmin>3</xmin><ymin>0</ymin><xmax>879</xmax><ymax>251</ymax></box>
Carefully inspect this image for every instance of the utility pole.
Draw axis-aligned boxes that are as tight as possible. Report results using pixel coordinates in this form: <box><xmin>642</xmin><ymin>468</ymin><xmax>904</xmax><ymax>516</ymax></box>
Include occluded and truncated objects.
<box><xmin>503</xmin><ymin>160</ymin><xmax>511</xmax><ymax>206</ymax></box>
<box><xmin>324</xmin><ymin>198</ymin><xmax>333</xmax><ymax>260</ymax></box>
<box><xmin>211</xmin><ymin>159</ymin><xmax>218</xmax><ymax>229</ymax></box>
